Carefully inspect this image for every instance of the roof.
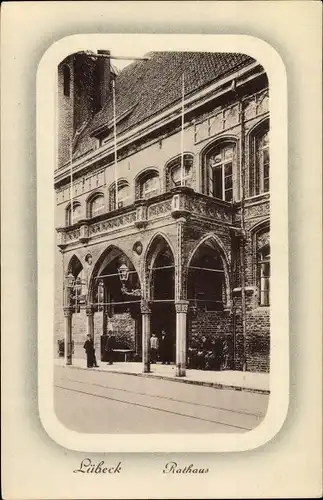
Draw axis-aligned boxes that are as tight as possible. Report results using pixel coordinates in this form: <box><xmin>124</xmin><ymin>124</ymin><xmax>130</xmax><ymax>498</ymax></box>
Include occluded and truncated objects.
<box><xmin>74</xmin><ymin>51</ymin><xmax>255</xmax><ymax>157</ymax></box>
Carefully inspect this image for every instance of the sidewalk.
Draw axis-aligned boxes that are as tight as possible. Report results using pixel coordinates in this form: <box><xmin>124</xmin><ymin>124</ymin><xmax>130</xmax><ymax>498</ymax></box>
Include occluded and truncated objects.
<box><xmin>55</xmin><ymin>357</ymin><xmax>270</xmax><ymax>394</ymax></box>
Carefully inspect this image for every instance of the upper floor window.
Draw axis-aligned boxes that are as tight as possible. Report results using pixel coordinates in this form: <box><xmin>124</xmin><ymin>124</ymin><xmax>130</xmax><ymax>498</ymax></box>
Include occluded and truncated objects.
<box><xmin>207</xmin><ymin>143</ymin><xmax>235</xmax><ymax>202</ymax></box>
<box><xmin>166</xmin><ymin>154</ymin><xmax>193</xmax><ymax>190</ymax></box>
<box><xmin>66</xmin><ymin>202</ymin><xmax>82</xmax><ymax>226</ymax></box>
<box><xmin>88</xmin><ymin>194</ymin><xmax>105</xmax><ymax>218</ymax></box>
<box><xmin>109</xmin><ymin>181</ymin><xmax>130</xmax><ymax>210</ymax></box>
<box><xmin>63</xmin><ymin>65</ymin><xmax>71</xmax><ymax>97</ymax></box>
<box><xmin>138</xmin><ymin>171</ymin><xmax>160</xmax><ymax>200</ymax></box>
<box><xmin>142</xmin><ymin>175</ymin><xmax>159</xmax><ymax>198</ymax></box>
<box><xmin>249</xmin><ymin>122</ymin><xmax>270</xmax><ymax>196</ymax></box>
<box><xmin>257</xmin><ymin>244</ymin><xmax>270</xmax><ymax>306</ymax></box>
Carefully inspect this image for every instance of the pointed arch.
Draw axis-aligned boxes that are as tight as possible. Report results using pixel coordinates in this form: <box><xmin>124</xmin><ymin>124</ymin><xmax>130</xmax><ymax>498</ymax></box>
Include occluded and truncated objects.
<box><xmin>67</xmin><ymin>254</ymin><xmax>83</xmax><ymax>277</ymax></box>
<box><xmin>144</xmin><ymin>232</ymin><xmax>176</xmax><ymax>269</ymax></box>
<box><xmin>187</xmin><ymin>233</ymin><xmax>231</xmax><ymax>308</ymax></box>
<box><xmin>88</xmin><ymin>244</ymin><xmax>141</xmax><ymax>303</ymax></box>
<box><xmin>144</xmin><ymin>233</ymin><xmax>176</xmax><ymax>301</ymax></box>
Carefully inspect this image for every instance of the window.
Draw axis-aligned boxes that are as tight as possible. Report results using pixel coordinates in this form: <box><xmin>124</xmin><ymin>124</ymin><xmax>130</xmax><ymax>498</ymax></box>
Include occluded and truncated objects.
<box><xmin>208</xmin><ymin>143</ymin><xmax>235</xmax><ymax>201</ymax></box>
<box><xmin>249</xmin><ymin>124</ymin><xmax>270</xmax><ymax>196</ymax></box>
<box><xmin>110</xmin><ymin>181</ymin><xmax>130</xmax><ymax>210</ymax></box>
<box><xmin>167</xmin><ymin>155</ymin><xmax>193</xmax><ymax>189</ymax></box>
<box><xmin>66</xmin><ymin>202</ymin><xmax>82</xmax><ymax>226</ymax></box>
<box><xmin>63</xmin><ymin>65</ymin><xmax>71</xmax><ymax>97</ymax></box>
<box><xmin>140</xmin><ymin>173</ymin><xmax>159</xmax><ymax>199</ymax></box>
<box><xmin>89</xmin><ymin>194</ymin><xmax>105</xmax><ymax>218</ymax></box>
<box><xmin>257</xmin><ymin>244</ymin><xmax>270</xmax><ymax>306</ymax></box>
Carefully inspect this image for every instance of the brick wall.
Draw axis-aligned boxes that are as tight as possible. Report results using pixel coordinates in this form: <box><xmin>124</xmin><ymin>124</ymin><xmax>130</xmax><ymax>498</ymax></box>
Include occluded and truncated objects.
<box><xmin>233</xmin><ymin>307</ymin><xmax>270</xmax><ymax>372</ymax></box>
<box><xmin>57</xmin><ymin>60</ymin><xmax>74</xmax><ymax>169</ymax></box>
<box><xmin>189</xmin><ymin>310</ymin><xmax>233</xmax><ymax>368</ymax></box>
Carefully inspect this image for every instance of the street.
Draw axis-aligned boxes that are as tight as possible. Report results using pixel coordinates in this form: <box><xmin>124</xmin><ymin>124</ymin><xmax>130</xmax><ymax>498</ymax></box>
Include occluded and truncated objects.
<box><xmin>54</xmin><ymin>366</ymin><xmax>269</xmax><ymax>433</ymax></box>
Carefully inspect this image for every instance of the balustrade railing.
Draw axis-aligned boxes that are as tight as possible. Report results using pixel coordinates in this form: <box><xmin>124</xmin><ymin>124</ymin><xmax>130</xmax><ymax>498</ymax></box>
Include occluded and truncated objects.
<box><xmin>57</xmin><ymin>188</ymin><xmax>233</xmax><ymax>249</ymax></box>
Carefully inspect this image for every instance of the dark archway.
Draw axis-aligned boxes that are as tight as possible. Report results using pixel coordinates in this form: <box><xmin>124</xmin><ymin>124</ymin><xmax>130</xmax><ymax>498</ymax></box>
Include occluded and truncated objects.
<box><xmin>187</xmin><ymin>241</ymin><xmax>225</xmax><ymax>311</ymax></box>
<box><xmin>89</xmin><ymin>246</ymin><xmax>142</xmax><ymax>359</ymax></box>
<box><xmin>146</xmin><ymin>235</ymin><xmax>176</xmax><ymax>362</ymax></box>
<box><xmin>186</xmin><ymin>238</ymin><xmax>228</xmax><ymax>370</ymax></box>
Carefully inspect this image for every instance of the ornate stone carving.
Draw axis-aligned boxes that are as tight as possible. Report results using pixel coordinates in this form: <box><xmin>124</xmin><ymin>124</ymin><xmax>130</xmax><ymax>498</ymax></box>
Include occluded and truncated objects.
<box><xmin>84</xmin><ymin>253</ymin><xmax>92</xmax><ymax>265</ymax></box>
<box><xmin>257</xmin><ymin>230</ymin><xmax>270</xmax><ymax>250</ymax></box>
<box><xmin>175</xmin><ymin>300</ymin><xmax>189</xmax><ymax>314</ymax></box>
<box><xmin>65</xmin><ymin>228</ymin><xmax>81</xmax><ymax>241</ymax></box>
<box><xmin>135</xmin><ymin>203</ymin><xmax>148</xmax><ymax>228</ymax></box>
<box><xmin>244</xmin><ymin>200</ymin><xmax>270</xmax><ymax>221</ymax></box>
<box><xmin>194</xmin><ymin>103</ymin><xmax>240</xmax><ymax>145</ymax></box>
<box><xmin>190</xmin><ymin>197</ymin><xmax>232</xmax><ymax>223</ymax></box>
<box><xmin>57</xmin><ymin>229</ymin><xmax>67</xmax><ymax>250</ymax></box>
<box><xmin>133</xmin><ymin>241</ymin><xmax>143</xmax><ymax>255</ymax></box>
<box><xmin>88</xmin><ymin>211</ymin><xmax>136</xmax><ymax>235</ymax></box>
<box><xmin>140</xmin><ymin>300</ymin><xmax>151</xmax><ymax>314</ymax></box>
<box><xmin>79</xmin><ymin>223</ymin><xmax>89</xmax><ymax>244</ymax></box>
<box><xmin>148</xmin><ymin>200</ymin><xmax>172</xmax><ymax>218</ymax></box>
<box><xmin>63</xmin><ymin>306</ymin><xmax>73</xmax><ymax>317</ymax></box>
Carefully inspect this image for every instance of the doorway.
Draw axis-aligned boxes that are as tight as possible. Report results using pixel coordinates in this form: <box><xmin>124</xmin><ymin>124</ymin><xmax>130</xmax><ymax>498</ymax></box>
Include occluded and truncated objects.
<box><xmin>151</xmin><ymin>302</ymin><xmax>176</xmax><ymax>362</ymax></box>
<box><xmin>148</xmin><ymin>236</ymin><xmax>176</xmax><ymax>363</ymax></box>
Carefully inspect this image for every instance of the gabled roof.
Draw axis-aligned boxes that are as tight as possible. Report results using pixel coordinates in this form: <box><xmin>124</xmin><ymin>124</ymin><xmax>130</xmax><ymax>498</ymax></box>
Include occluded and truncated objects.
<box><xmin>75</xmin><ymin>51</ymin><xmax>255</xmax><ymax>156</ymax></box>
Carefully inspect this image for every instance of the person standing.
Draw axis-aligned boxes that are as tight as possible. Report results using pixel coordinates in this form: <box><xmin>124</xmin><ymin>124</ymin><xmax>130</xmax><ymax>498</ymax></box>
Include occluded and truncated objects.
<box><xmin>159</xmin><ymin>330</ymin><xmax>171</xmax><ymax>364</ymax></box>
<box><xmin>83</xmin><ymin>334</ymin><xmax>98</xmax><ymax>368</ymax></box>
<box><xmin>105</xmin><ymin>330</ymin><xmax>116</xmax><ymax>365</ymax></box>
<box><xmin>150</xmin><ymin>333</ymin><xmax>159</xmax><ymax>363</ymax></box>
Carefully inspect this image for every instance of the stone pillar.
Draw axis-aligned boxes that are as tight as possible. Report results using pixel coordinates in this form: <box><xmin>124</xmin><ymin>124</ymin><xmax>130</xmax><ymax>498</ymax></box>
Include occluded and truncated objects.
<box><xmin>140</xmin><ymin>300</ymin><xmax>151</xmax><ymax>373</ymax></box>
<box><xmin>175</xmin><ymin>300</ymin><xmax>189</xmax><ymax>377</ymax></box>
<box><xmin>64</xmin><ymin>307</ymin><xmax>73</xmax><ymax>366</ymax></box>
<box><xmin>86</xmin><ymin>306</ymin><xmax>95</xmax><ymax>341</ymax></box>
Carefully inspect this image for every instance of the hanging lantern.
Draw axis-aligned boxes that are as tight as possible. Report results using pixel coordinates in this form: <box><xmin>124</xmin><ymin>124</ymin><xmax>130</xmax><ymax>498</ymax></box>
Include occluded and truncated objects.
<box><xmin>118</xmin><ymin>262</ymin><xmax>129</xmax><ymax>283</ymax></box>
<box><xmin>66</xmin><ymin>272</ymin><xmax>75</xmax><ymax>289</ymax></box>
<box><xmin>75</xmin><ymin>276</ymin><xmax>82</xmax><ymax>294</ymax></box>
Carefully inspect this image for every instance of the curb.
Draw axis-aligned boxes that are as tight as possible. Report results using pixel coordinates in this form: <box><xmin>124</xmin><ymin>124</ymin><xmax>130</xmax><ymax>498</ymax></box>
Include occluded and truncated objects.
<box><xmin>57</xmin><ymin>363</ymin><xmax>270</xmax><ymax>395</ymax></box>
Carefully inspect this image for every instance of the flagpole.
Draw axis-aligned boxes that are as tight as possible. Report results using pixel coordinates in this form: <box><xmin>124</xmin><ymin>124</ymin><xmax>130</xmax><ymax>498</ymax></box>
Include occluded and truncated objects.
<box><xmin>112</xmin><ymin>79</ymin><xmax>118</xmax><ymax>208</ymax></box>
<box><xmin>181</xmin><ymin>73</ymin><xmax>185</xmax><ymax>186</ymax></box>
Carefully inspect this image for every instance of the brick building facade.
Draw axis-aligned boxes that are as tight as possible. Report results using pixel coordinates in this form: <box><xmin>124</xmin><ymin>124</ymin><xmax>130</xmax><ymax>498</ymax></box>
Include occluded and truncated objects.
<box><xmin>55</xmin><ymin>51</ymin><xmax>270</xmax><ymax>374</ymax></box>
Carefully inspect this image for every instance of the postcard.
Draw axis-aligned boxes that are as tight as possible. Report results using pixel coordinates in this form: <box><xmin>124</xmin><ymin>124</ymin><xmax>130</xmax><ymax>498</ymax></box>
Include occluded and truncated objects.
<box><xmin>2</xmin><ymin>2</ymin><xmax>322</xmax><ymax>499</ymax></box>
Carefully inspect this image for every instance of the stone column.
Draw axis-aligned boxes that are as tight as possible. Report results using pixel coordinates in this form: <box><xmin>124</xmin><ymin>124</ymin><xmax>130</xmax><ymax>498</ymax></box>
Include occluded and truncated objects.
<box><xmin>64</xmin><ymin>307</ymin><xmax>73</xmax><ymax>366</ymax></box>
<box><xmin>86</xmin><ymin>306</ymin><xmax>95</xmax><ymax>341</ymax></box>
<box><xmin>140</xmin><ymin>300</ymin><xmax>151</xmax><ymax>373</ymax></box>
<box><xmin>175</xmin><ymin>300</ymin><xmax>189</xmax><ymax>377</ymax></box>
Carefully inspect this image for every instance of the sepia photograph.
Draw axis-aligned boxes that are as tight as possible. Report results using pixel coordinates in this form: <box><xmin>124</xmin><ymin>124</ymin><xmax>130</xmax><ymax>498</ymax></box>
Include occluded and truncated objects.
<box><xmin>53</xmin><ymin>48</ymin><xmax>271</xmax><ymax>434</ymax></box>
<box><xmin>3</xmin><ymin>1</ymin><xmax>322</xmax><ymax>498</ymax></box>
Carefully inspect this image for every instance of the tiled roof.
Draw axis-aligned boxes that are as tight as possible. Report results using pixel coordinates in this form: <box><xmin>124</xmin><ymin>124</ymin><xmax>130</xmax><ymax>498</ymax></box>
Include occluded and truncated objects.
<box><xmin>75</xmin><ymin>51</ymin><xmax>255</xmax><ymax>156</ymax></box>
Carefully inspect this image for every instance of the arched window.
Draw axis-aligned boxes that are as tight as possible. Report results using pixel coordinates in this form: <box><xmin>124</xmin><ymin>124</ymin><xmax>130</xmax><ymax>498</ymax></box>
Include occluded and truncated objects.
<box><xmin>88</xmin><ymin>194</ymin><xmax>105</xmax><ymax>218</ymax></box>
<box><xmin>63</xmin><ymin>65</ymin><xmax>71</xmax><ymax>97</ymax></box>
<box><xmin>257</xmin><ymin>244</ymin><xmax>270</xmax><ymax>306</ymax></box>
<box><xmin>249</xmin><ymin>122</ymin><xmax>270</xmax><ymax>196</ymax></box>
<box><xmin>166</xmin><ymin>154</ymin><xmax>193</xmax><ymax>190</ymax></box>
<box><xmin>66</xmin><ymin>202</ymin><xmax>82</xmax><ymax>226</ymax></box>
<box><xmin>206</xmin><ymin>142</ymin><xmax>236</xmax><ymax>202</ymax></box>
<box><xmin>137</xmin><ymin>170</ymin><xmax>160</xmax><ymax>200</ymax></box>
<box><xmin>109</xmin><ymin>181</ymin><xmax>130</xmax><ymax>210</ymax></box>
